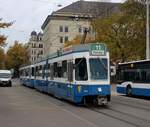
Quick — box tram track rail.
[111,99,150,112]
[89,107,140,127]
[88,105,150,127]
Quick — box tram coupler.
[96,96,108,106]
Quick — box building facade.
[42,0,120,56]
[27,31,44,63]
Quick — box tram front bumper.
[73,85,111,104]
[75,84,111,96]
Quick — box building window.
[39,37,42,41]
[65,26,68,32]
[34,43,36,48]
[59,26,63,32]
[60,36,63,43]
[65,36,68,42]
[39,44,43,48]
[40,50,43,55]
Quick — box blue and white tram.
[20,43,111,105]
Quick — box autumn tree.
[0,48,5,69]
[0,18,12,47]
[64,34,95,47]
[92,0,146,63]
[5,41,29,77]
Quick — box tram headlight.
[98,87,102,92]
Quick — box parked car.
[0,70,12,87]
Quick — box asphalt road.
[0,79,150,127]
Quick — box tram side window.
[35,65,42,77]
[32,67,34,76]
[53,62,63,78]
[75,58,88,81]
[50,64,54,80]
[35,66,38,77]
[57,62,62,78]
[20,70,23,76]
[25,69,29,76]
[29,68,31,77]
[22,70,25,76]
[54,62,58,77]
[39,65,43,77]
[62,60,67,78]
[47,64,50,77]
[68,61,73,82]
[42,65,46,79]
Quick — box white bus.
[117,60,150,97]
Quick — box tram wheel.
[126,86,132,97]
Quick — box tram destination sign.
[90,43,107,56]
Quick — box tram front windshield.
[89,58,108,80]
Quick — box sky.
[0,0,124,50]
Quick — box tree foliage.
[0,48,5,69]
[5,41,29,76]
[92,0,146,63]
[0,18,12,47]
[64,34,95,47]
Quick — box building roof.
[55,0,120,16]
[41,0,120,30]
[31,31,37,36]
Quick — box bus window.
[75,58,88,81]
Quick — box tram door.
[67,61,74,98]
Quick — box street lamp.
[146,0,150,59]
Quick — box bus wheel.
[126,86,132,97]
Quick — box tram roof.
[119,59,150,65]
[20,43,108,67]
[47,43,108,59]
